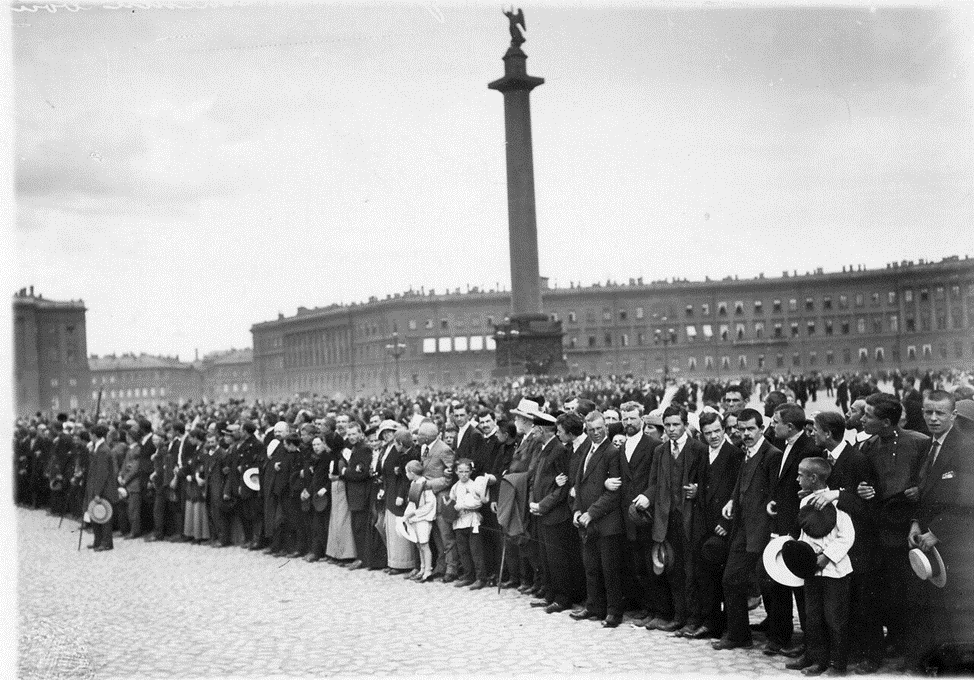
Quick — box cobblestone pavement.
[14,493,890,679]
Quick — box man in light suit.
[570,411,625,628]
[714,408,782,651]
[416,419,457,581]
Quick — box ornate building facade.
[88,354,203,411]
[251,256,974,399]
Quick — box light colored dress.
[384,509,416,569]
[326,454,356,560]
[405,488,437,544]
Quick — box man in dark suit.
[617,401,663,621]
[529,412,584,613]
[904,391,974,671]
[644,405,707,633]
[235,421,266,549]
[714,408,781,651]
[857,392,929,656]
[762,403,823,657]
[689,410,744,640]
[570,411,625,628]
[84,423,119,552]
[262,421,289,555]
[453,403,485,475]
[342,421,374,570]
[804,410,882,674]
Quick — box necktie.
[672,442,680,459]
[929,440,941,470]
[422,444,429,458]
[827,453,836,466]
[583,446,594,474]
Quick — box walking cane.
[77,515,85,551]
[497,538,507,595]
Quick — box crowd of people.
[13,369,974,676]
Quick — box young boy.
[787,457,855,676]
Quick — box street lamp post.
[654,314,673,384]
[385,331,407,392]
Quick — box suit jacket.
[725,439,781,553]
[455,425,485,472]
[420,438,455,496]
[572,438,623,537]
[509,428,543,475]
[768,432,822,536]
[343,443,373,512]
[84,441,119,505]
[827,443,879,572]
[646,437,707,544]
[487,437,516,504]
[693,440,744,544]
[619,432,657,538]
[917,427,974,555]
[529,436,572,526]
[119,443,143,493]
[382,445,417,516]
[235,435,265,499]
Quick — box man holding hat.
[84,424,119,552]
[235,421,266,550]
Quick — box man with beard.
[713,408,781,651]
[204,428,236,547]
[856,392,929,657]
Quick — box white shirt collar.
[573,433,589,452]
[748,436,765,458]
[671,432,689,451]
[829,440,848,460]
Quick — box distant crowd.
[14,368,974,675]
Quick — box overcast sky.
[10,0,974,361]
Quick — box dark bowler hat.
[798,502,837,539]
[312,491,330,512]
[701,534,729,566]
[781,540,818,581]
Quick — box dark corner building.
[13,287,91,416]
[251,255,974,399]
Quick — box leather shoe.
[764,643,784,657]
[674,624,697,638]
[823,668,846,677]
[346,560,364,570]
[530,601,550,608]
[499,579,519,589]
[712,637,753,651]
[786,656,815,671]
[658,620,684,633]
[569,609,601,621]
[691,626,715,640]
[782,644,807,659]
[93,545,113,552]
[455,579,475,588]
[801,665,829,676]
[601,614,623,628]
[468,580,486,591]
[853,660,880,675]
[304,555,320,563]
[442,574,458,584]
[517,584,533,594]
[545,603,566,614]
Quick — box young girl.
[450,458,489,589]
[402,460,437,582]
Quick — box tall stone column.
[489,9,565,376]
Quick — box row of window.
[421,336,498,354]
[49,378,79,388]
[678,341,969,371]
[97,387,168,400]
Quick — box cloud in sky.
[12,1,974,361]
